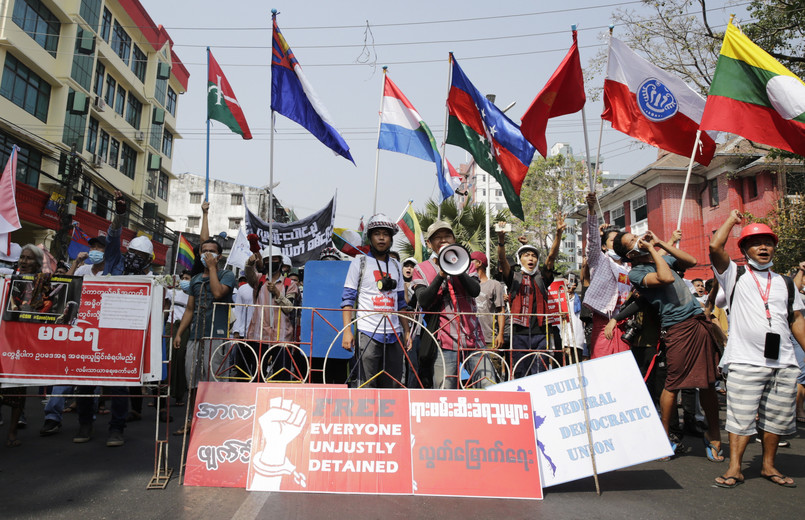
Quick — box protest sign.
[3,273,83,324]
[184,382,345,488]
[546,280,568,326]
[244,387,541,499]
[0,276,162,385]
[224,228,250,271]
[490,351,672,487]
[244,196,335,267]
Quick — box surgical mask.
[605,249,621,261]
[179,280,191,293]
[88,250,104,264]
[747,258,773,271]
[521,265,538,276]
[200,252,219,268]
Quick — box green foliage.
[396,197,510,260]
[507,154,586,261]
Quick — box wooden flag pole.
[676,130,702,235]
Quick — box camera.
[619,316,642,346]
[376,274,397,292]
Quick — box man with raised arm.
[709,211,805,489]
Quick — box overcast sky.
[140,0,747,232]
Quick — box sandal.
[714,475,743,488]
[6,438,22,447]
[703,437,724,462]
[173,422,192,436]
[763,474,796,488]
[97,406,110,415]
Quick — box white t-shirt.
[165,287,190,324]
[343,255,404,335]
[231,283,255,336]
[714,260,804,369]
[74,264,103,277]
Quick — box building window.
[79,0,102,33]
[86,117,98,154]
[98,130,109,161]
[746,176,758,199]
[149,122,162,150]
[62,90,86,150]
[154,75,168,107]
[189,192,202,204]
[119,142,136,179]
[0,131,42,187]
[125,94,142,128]
[93,187,113,219]
[93,61,105,97]
[229,218,242,229]
[162,130,173,158]
[157,172,169,200]
[495,189,503,197]
[71,28,94,91]
[231,193,243,206]
[104,74,116,107]
[1,53,51,122]
[12,0,60,57]
[166,87,177,117]
[632,194,647,222]
[146,170,157,198]
[108,137,120,168]
[153,216,165,244]
[709,178,719,207]
[480,189,485,197]
[111,21,131,65]
[114,84,125,116]
[131,45,147,83]
[187,216,200,228]
[100,8,112,42]
[611,206,625,229]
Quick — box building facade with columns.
[1,0,189,266]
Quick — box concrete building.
[167,172,292,239]
[1,0,188,265]
[573,137,804,280]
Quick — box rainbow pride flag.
[177,234,195,270]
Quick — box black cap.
[88,236,107,248]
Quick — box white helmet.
[260,246,282,259]
[366,213,398,236]
[515,244,539,265]
[129,236,154,256]
[282,255,293,268]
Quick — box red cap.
[470,251,488,266]
[737,223,778,249]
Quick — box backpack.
[727,266,797,325]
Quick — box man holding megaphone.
[497,215,566,378]
[410,221,486,389]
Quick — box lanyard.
[747,268,773,327]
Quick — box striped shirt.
[583,210,631,318]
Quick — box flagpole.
[173,232,182,278]
[395,200,411,224]
[592,26,614,221]
[575,27,594,194]
[205,47,211,202]
[268,10,278,281]
[438,53,455,220]
[676,130,702,235]
[371,67,388,215]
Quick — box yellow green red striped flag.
[700,22,805,155]
[397,203,423,262]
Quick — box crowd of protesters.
[2,194,805,492]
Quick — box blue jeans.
[434,348,459,389]
[78,386,128,432]
[44,385,73,423]
[510,333,548,379]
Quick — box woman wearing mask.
[68,237,107,276]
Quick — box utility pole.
[54,145,82,261]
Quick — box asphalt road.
[2,395,803,520]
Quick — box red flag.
[208,50,252,139]
[520,31,586,158]
[0,146,21,255]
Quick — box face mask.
[88,250,105,264]
[123,252,151,274]
[272,260,282,272]
[605,249,621,261]
[521,265,538,276]
[179,280,191,294]
[200,252,219,268]
[747,258,773,271]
